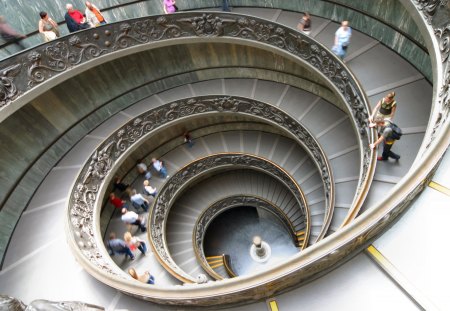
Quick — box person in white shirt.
[152,158,169,179]
[121,208,146,232]
[143,180,157,197]
[333,20,352,59]
[130,189,149,212]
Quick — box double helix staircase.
[0,4,438,310]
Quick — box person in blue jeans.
[333,20,352,59]
[124,231,147,255]
[222,0,230,12]
[152,158,169,179]
[128,268,155,284]
[107,233,135,260]
[130,189,149,212]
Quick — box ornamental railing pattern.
[5,11,374,233]
[67,95,330,283]
[193,195,301,280]
[150,154,308,282]
[412,0,450,150]
[0,12,370,133]
[61,4,450,307]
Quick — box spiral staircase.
[0,1,449,310]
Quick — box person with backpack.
[369,117,401,161]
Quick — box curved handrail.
[1,12,374,239]
[150,153,309,282]
[49,12,385,306]
[61,4,450,306]
[193,195,302,280]
[205,254,237,280]
[223,254,237,278]
[67,94,332,282]
[195,194,303,278]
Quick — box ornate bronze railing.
[60,5,450,306]
[150,154,309,282]
[0,13,377,257]
[3,13,373,235]
[67,95,330,284]
[55,12,389,306]
[0,1,442,307]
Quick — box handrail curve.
[0,1,443,307]
[192,195,303,280]
[66,95,333,288]
[151,153,309,282]
[4,13,373,234]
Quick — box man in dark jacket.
[107,232,135,260]
[65,4,90,33]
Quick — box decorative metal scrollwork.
[0,63,21,107]
[26,37,107,88]
[412,0,450,145]
[150,155,309,281]
[414,0,448,23]
[2,13,370,140]
[68,95,330,282]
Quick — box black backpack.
[387,122,402,140]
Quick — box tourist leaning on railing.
[85,1,107,27]
[38,11,60,42]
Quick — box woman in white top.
[143,180,157,197]
[38,11,59,42]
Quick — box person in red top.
[65,4,90,33]
[109,193,126,209]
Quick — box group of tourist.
[106,156,172,285]
[46,1,106,38]
[107,232,155,285]
[0,1,106,49]
[64,2,106,33]
[1,0,237,50]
